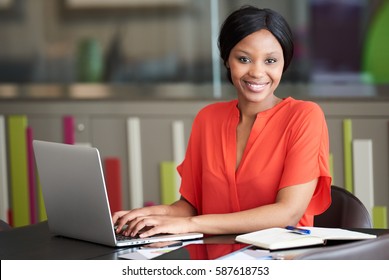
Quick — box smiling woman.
[112,5,332,238]
[218,7,294,83]
[227,29,284,111]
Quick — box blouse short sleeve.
[279,101,332,216]
[177,111,204,212]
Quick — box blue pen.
[285,226,311,235]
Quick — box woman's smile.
[244,80,269,93]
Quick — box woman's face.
[227,29,284,109]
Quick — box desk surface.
[1,222,389,260]
[0,222,237,260]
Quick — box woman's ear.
[225,61,230,68]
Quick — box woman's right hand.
[112,204,169,235]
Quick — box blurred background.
[0,0,387,86]
[1,0,389,229]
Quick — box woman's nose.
[248,62,265,78]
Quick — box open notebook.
[236,227,376,250]
[33,140,203,247]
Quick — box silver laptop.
[33,140,203,247]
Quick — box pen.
[285,226,311,235]
[166,241,183,248]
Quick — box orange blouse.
[177,97,332,226]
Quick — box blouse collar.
[232,96,293,119]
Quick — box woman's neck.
[237,95,282,120]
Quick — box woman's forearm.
[188,180,317,234]
[167,197,197,217]
[187,203,293,235]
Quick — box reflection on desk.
[153,243,251,260]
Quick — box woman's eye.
[266,58,277,64]
[239,57,251,63]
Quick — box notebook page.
[303,227,376,240]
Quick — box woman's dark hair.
[218,6,294,83]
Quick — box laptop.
[33,140,203,247]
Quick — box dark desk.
[0,222,238,260]
[0,222,120,259]
[1,222,389,260]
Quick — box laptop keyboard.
[116,233,140,241]
[116,232,168,241]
